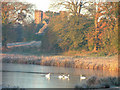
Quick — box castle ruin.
[35,10,49,24]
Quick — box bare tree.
[50,0,94,16]
[2,2,34,25]
[2,2,34,49]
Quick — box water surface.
[2,63,118,88]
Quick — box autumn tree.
[42,1,118,56]
[2,2,34,49]
[88,2,119,55]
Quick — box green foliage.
[41,2,118,56]
[2,21,44,45]
[23,22,44,41]
[41,13,94,52]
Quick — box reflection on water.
[2,63,118,88]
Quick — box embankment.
[1,54,118,71]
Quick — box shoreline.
[1,53,118,71]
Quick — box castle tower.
[35,10,43,24]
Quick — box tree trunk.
[78,3,82,15]
[93,11,98,52]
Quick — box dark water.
[2,63,118,88]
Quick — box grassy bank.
[75,76,120,89]
[2,54,118,71]
[2,42,118,57]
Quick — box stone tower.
[35,10,49,24]
[35,10,43,24]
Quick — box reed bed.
[1,54,118,71]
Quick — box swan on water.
[45,73,50,80]
[58,74,70,80]
[58,75,63,79]
[80,75,86,80]
[64,75,69,79]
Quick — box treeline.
[3,21,43,42]
[2,1,119,56]
[2,1,60,48]
[41,2,119,56]
[2,2,44,48]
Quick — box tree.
[50,0,93,16]
[2,2,34,49]
[23,21,44,41]
[41,11,94,52]
[88,2,118,55]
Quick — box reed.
[1,54,118,71]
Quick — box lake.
[2,63,118,88]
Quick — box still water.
[2,63,118,88]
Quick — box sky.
[25,0,52,11]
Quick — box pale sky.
[25,0,51,11]
[24,0,68,12]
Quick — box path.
[7,41,41,48]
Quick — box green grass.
[3,44,118,58]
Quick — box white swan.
[58,75,63,79]
[80,75,86,80]
[45,73,50,80]
[58,74,70,80]
[64,75,69,79]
